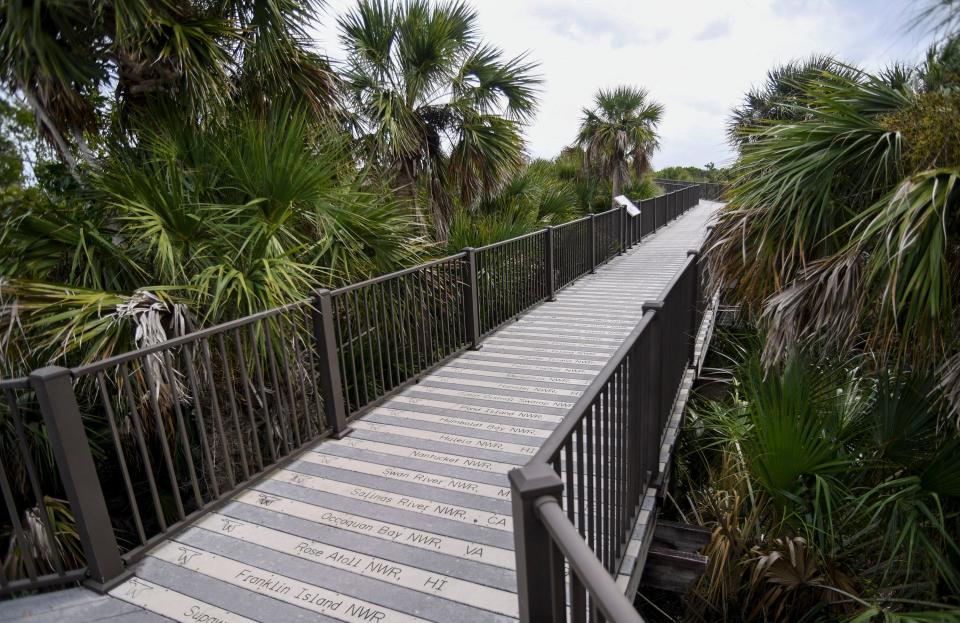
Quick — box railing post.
[29,366,126,590]
[543,228,556,302]
[509,463,565,623]
[588,214,597,274]
[618,205,626,255]
[461,247,482,348]
[687,250,701,366]
[640,302,664,488]
[312,289,351,438]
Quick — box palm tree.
[681,343,960,620]
[446,159,581,249]
[576,86,663,209]
[338,0,541,240]
[0,103,426,373]
[707,47,960,414]
[0,0,336,169]
[726,55,859,146]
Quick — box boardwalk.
[3,202,717,623]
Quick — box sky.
[311,0,940,169]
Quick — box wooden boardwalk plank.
[3,202,716,623]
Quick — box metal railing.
[509,249,707,622]
[0,181,707,598]
[476,229,549,336]
[329,254,469,416]
[655,178,725,201]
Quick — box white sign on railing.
[613,195,640,216]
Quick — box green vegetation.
[446,159,579,249]
[708,42,960,409]
[673,330,960,621]
[670,5,960,621]
[0,0,337,168]
[576,86,663,208]
[0,0,672,375]
[2,103,426,371]
[337,0,540,241]
[656,163,730,183]
[0,0,412,377]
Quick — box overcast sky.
[312,0,938,169]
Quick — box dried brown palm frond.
[747,536,857,621]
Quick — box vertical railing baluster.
[287,318,316,441]
[261,325,292,455]
[232,332,265,470]
[368,283,387,396]
[140,359,187,519]
[345,292,363,412]
[216,334,251,479]
[118,361,168,528]
[95,372,148,542]
[628,328,643,514]
[361,287,379,402]
[0,458,37,582]
[382,280,401,390]
[5,386,64,574]
[200,339,238,487]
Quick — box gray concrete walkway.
[2,202,718,623]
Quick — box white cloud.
[694,18,733,42]
[313,0,938,169]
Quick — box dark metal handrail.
[538,498,645,623]
[474,227,547,251]
[331,252,468,295]
[655,178,725,201]
[70,299,312,376]
[509,249,706,622]
[0,180,709,599]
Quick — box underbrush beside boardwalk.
[661,325,960,622]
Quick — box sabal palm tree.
[576,86,663,209]
[726,55,859,146]
[446,160,581,249]
[707,47,960,413]
[0,104,425,373]
[338,0,541,240]
[0,0,336,169]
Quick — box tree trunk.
[20,85,79,173]
[611,171,622,209]
[396,160,427,236]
